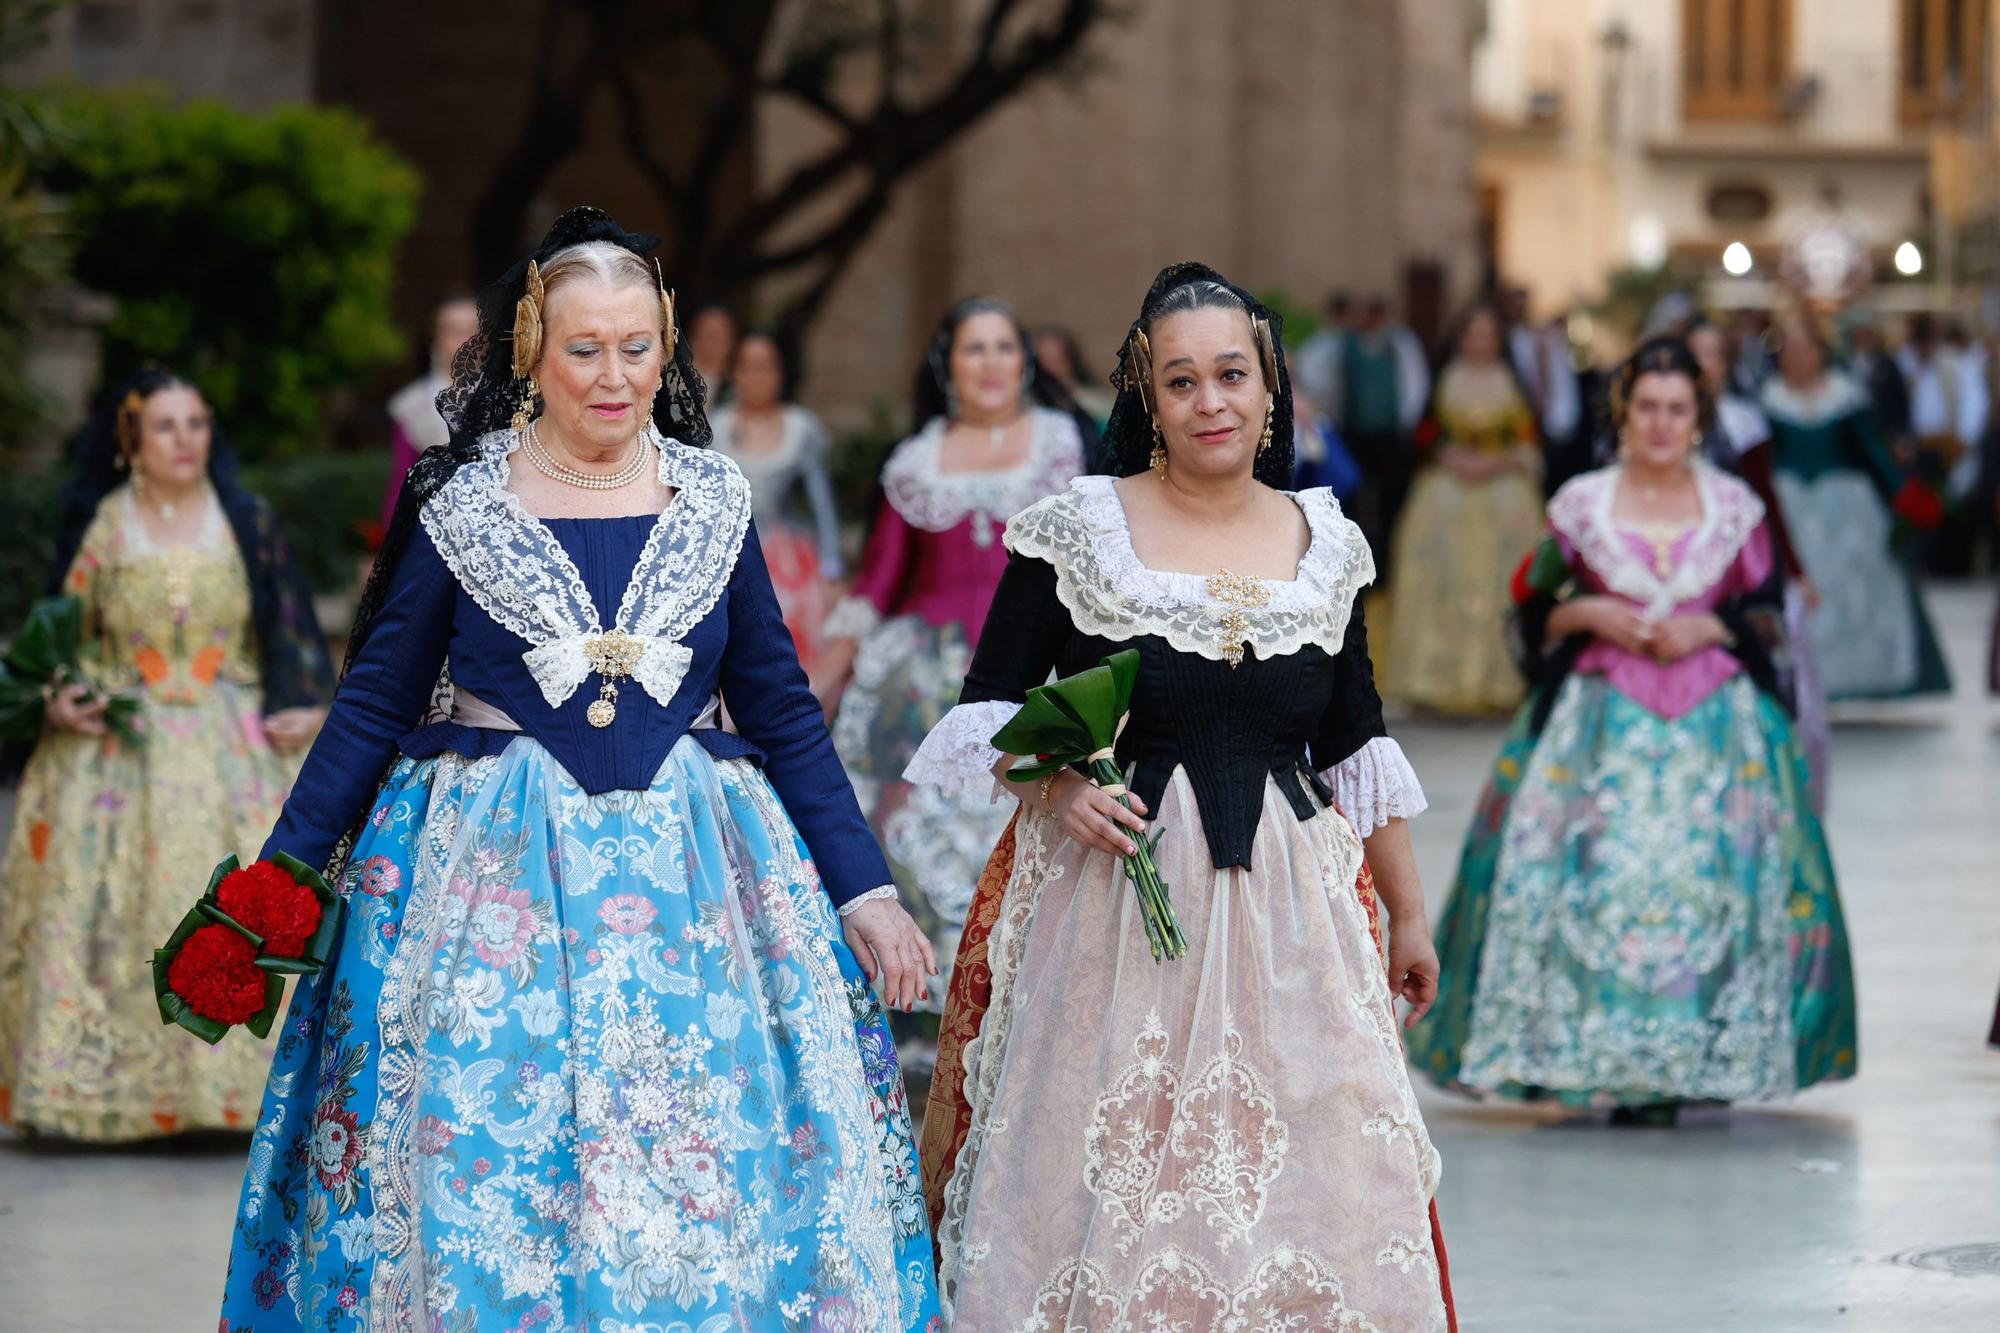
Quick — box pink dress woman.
[826,407,1083,1005]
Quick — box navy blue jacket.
[264,506,890,909]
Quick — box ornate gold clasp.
[582,628,646,727]
[1204,569,1271,669]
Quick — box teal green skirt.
[1407,674,1857,1107]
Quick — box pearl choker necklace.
[523,421,651,490]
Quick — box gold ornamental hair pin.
[1126,327,1156,413]
[652,258,679,361]
[512,260,546,379]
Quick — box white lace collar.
[1002,475,1376,664]
[1759,372,1865,427]
[880,407,1083,545]
[419,426,752,711]
[118,483,229,556]
[1546,462,1764,618]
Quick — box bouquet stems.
[1087,757,1187,962]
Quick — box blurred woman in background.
[1409,337,1856,1125]
[1761,318,1951,702]
[0,367,331,1141]
[819,298,1086,1009]
[710,331,844,672]
[1384,304,1544,715]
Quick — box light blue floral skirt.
[221,736,941,1332]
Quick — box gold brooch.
[583,628,646,727]
[1204,569,1270,668]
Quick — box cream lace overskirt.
[938,770,1446,1333]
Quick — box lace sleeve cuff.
[836,885,900,917]
[901,700,1024,800]
[823,595,881,642]
[1321,736,1428,838]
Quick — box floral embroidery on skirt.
[221,736,941,1332]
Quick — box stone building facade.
[13,0,1480,431]
[764,0,1481,426]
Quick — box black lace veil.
[346,206,710,677]
[1103,262,1296,489]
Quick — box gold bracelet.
[1038,771,1059,810]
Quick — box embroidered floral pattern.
[221,740,941,1331]
[1083,1010,1289,1254]
[936,777,1445,1331]
[1005,476,1375,665]
[1455,676,1836,1102]
[1020,1245,1383,1333]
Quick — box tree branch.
[715,0,1101,277]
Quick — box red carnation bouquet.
[153,852,342,1044]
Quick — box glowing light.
[1722,242,1754,276]
[1894,240,1924,276]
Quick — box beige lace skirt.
[936,769,1447,1332]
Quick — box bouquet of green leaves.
[991,649,1187,962]
[0,596,143,747]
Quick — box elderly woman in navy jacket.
[220,210,942,1333]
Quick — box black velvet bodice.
[962,553,1386,870]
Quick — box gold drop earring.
[512,378,539,435]
[1257,398,1275,454]
[1149,419,1168,475]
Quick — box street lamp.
[1722,242,1754,276]
[1894,240,1924,276]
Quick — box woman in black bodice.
[904,263,1452,1331]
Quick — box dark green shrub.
[30,88,421,460]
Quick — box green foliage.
[1589,262,1700,339]
[240,452,388,595]
[29,88,421,459]
[1254,287,1319,350]
[0,2,70,453]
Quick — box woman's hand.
[45,682,109,736]
[842,897,939,1012]
[1556,595,1655,655]
[1649,613,1728,664]
[262,706,326,753]
[1049,770,1149,858]
[1440,444,1491,482]
[1388,924,1440,1029]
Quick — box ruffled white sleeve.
[822,594,881,642]
[1320,736,1428,838]
[901,700,1025,801]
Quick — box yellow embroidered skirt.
[0,684,300,1140]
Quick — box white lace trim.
[902,700,1024,800]
[418,427,752,710]
[835,884,900,917]
[1758,370,1867,428]
[822,594,881,643]
[1320,737,1428,839]
[1546,462,1764,620]
[1003,476,1375,664]
[879,407,1083,545]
